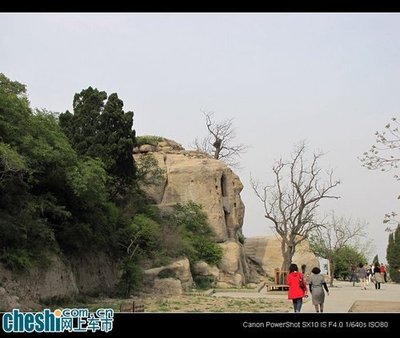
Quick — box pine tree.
[59,88,136,200]
[387,225,400,283]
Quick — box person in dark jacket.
[373,263,383,289]
[308,267,329,312]
[356,262,368,290]
[349,264,358,286]
[287,263,307,312]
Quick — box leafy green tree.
[166,202,222,266]
[0,76,63,269]
[116,201,222,294]
[0,142,27,186]
[115,213,161,296]
[0,74,127,267]
[0,73,31,147]
[332,245,367,280]
[66,158,108,204]
[387,225,400,283]
[122,214,162,258]
[309,212,369,286]
[118,259,143,297]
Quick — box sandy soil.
[349,300,400,312]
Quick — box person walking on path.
[308,267,329,313]
[350,265,358,286]
[287,263,307,313]
[373,262,383,290]
[366,265,372,285]
[380,263,387,283]
[356,263,368,290]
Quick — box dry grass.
[85,294,292,313]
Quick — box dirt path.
[211,280,400,313]
[349,300,400,312]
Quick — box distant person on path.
[380,263,387,283]
[366,265,372,285]
[287,263,307,313]
[308,267,329,313]
[373,263,383,290]
[350,265,358,286]
[356,263,368,290]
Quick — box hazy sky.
[1,13,399,263]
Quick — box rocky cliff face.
[134,138,249,287]
[244,235,320,278]
[0,252,120,311]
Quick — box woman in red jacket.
[287,263,308,312]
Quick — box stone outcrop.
[134,138,249,287]
[244,235,319,277]
[69,252,120,295]
[0,252,120,311]
[0,254,78,308]
[217,241,247,286]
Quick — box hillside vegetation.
[0,73,221,296]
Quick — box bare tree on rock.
[251,142,340,272]
[193,111,247,168]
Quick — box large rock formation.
[134,138,249,287]
[244,235,319,278]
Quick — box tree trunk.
[281,240,293,272]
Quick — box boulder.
[153,278,183,295]
[144,258,193,292]
[193,261,220,280]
